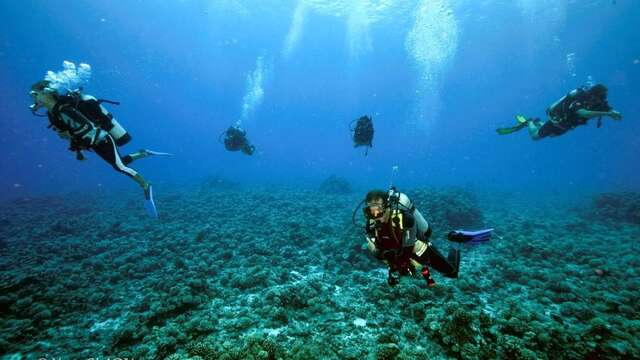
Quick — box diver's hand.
[608,110,622,120]
[387,272,399,287]
[366,237,377,254]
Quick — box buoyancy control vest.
[48,92,131,148]
[547,87,612,129]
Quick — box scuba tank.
[387,188,413,211]
[106,118,131,146]
[386,166,413,211]
[79,93,131,146]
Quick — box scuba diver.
[223,126,255,155]
[497,84,623,140]
[360,188,493,287]
[350,115,374,155]
[29,80,172,218]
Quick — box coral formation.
[585,191,640,224]
[318,175,353,194]
[0,187,638,359]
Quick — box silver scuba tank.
[107,118,131,146]
[82,94,131,146]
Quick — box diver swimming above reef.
[222,125,255,156]
[497,83,623,140]
[29,69,171,218]
[357,188,492,287]
[350,115,374,155]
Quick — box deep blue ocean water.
[1,0,638,199]
[1,1,640,359]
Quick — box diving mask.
[29,90,42,110]
[364,202,386,219]
[29,90,49,116]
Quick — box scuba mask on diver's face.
[29,90,44,112]
[364,203,386,220]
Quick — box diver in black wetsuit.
[497,84,623,140]
[351,115,374,155]
[223,126,255,155]
[362,189,461,287]
[29,80,170,218]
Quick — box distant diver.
[351,115,374,155]
[356,187,493,287]
[222,125,255,155]
[29,80,172,218]
[497,83,623,140]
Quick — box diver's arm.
[364,222,379,255]
[576,109,622,120]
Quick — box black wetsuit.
[366,208,459,278]
[224,126,254,155]
[48,95,138,178]
[539,89,612,138]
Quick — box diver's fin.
[497,115,529,135]
[143,149,173,157]
[144,185,158,219]
[496,123,527,135]
[448,228,493,244]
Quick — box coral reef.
[318,175,353,194]
[584,191,640,225]
[0,186,638,359]
[200,175,239,191]
[411,187,485,229]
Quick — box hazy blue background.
[0,0,638,201]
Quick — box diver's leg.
[527,119,543,140]
[94,136,157,218]
[94,136,149,191]
[411,241,458,285]
[413,244,459,278]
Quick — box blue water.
[1,0,638,200]
[1,2,640,358]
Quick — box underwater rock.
[410,188,484,229]
[200,175,239,190]
[376,343,400,360]
[319,175,353,194]
[587,192,640,224]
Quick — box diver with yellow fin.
[497,84,622,140]
[29,78,171,218]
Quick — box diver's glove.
[421,266,436,287]
[387,270,399,287]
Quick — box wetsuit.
[224,126,255,155]
[538,89,612,138]
[47,96,138,178]
[366,199,459,279]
